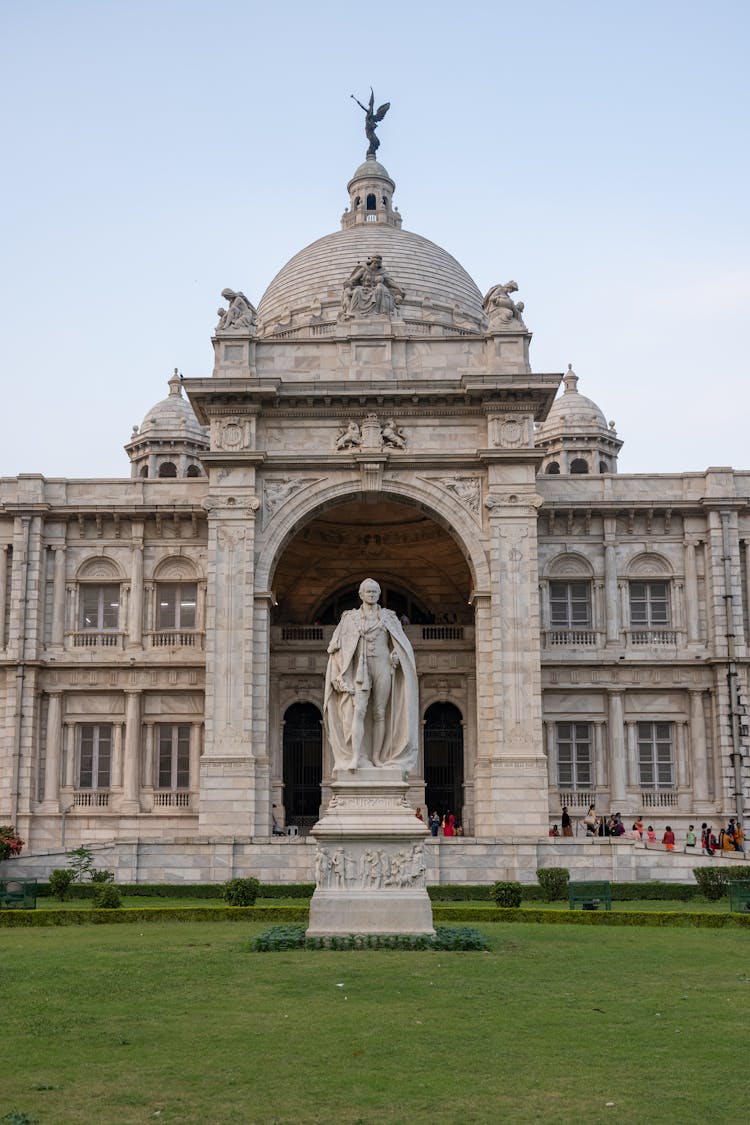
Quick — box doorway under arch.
[282,702,322,833]
[423,701,464,826]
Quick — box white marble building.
[1,148,748,881]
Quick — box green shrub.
[92,883,122,909]
[724,865,750,882]
[536,867,570,901]
[222,877,260,906]
[90,869,114,884]
[67,846,95,882]
[490,881,522,908]
[249,924,490,952]
[48,869,74,901]
[692,867,727,900]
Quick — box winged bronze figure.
[351,89,391,156]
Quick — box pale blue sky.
[1,0,748,477]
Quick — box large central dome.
[257,156,486,336]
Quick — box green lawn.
[1,920,747,1124]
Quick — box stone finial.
[563,364,579,393]
[168,368,183,397]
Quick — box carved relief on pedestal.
[335,415,407,452]
[314,842,426,890]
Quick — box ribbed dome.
[257,225,486,334]
[140,373,208,441]
[537,368,609,438]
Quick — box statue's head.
[358,578,381,604]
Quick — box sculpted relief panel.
[314,842,427,890]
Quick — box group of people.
[698,819,745,856]
[551,805,745,854]
[415,808,463,837]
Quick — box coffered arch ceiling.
[271,498,473,625]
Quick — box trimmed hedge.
[34,882,317,901]
[250,924,490,951]
[0,905,309,928]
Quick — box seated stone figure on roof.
[216,288,257,333]
[339,255,405,320]
[483,280,525,328]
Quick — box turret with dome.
[535,365,623,475]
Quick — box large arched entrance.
[423,701,465,825]
[282,702,323,833]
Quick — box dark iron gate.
[423,701,464,824]
[282,702,322,834]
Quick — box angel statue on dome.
[351,89,390,157]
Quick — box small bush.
[92,884,122,909]
[249,924,490,952]
[90,869,114,884]
[692,868,727,900]
[222,877,260,906]
[48,869,74,901]
[67,846,95,882]
[724,865,750,882]
[490,881,522,908]
[536,867,570,902]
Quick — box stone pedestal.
[307,767,434,936]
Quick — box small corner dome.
[140,372,208,441]
[347,158,394,188]
[537,366,610,438]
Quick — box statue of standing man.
[324,578,418,774]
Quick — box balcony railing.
[281,626,324,642]
[148,630,204,649]
[545,629,597,647]
[640,790,678,807]
[153,791,191,809]
[71,631,124,649]
[73,791,110,808]
[557,790,596,809]
[628,629,678,646]
[421,625,464,641]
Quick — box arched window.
[316,583,430,625]
[570,458,589,474]
[423,702,464,827]
[186,465,201,477]
[366,193,376,210]
[158,462,177,478]
[545,461,560,475]
[139,465,148,478]
[283,703,322,833]
[599,460,609,474]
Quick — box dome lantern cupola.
[125,370,209,480]
[342,154,402,230]
[535,365,623,475]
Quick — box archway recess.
[271,497,473,624]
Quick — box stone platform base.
[306,765,434,936]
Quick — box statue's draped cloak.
[324,607,418,774]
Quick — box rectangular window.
[157,724,191,789]
[157,584,197,630]
[78,724,112,789]
[556,722,593,789]
[637,721,674,789]
[549,582,591,628]
[80,585,120,630]
[629,581,670,627]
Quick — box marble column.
[604,531,619,643]
[111,721,124,790]
[127,527,144,647]
[608,691,627,804]
[190,723,202,795]
[50,545,66,647]
[684,539,700,644]
[593,719,607,790]
[122,690,142,812]
[63,721,76,789]
[42,691,63,809]
[690,689,709,801]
